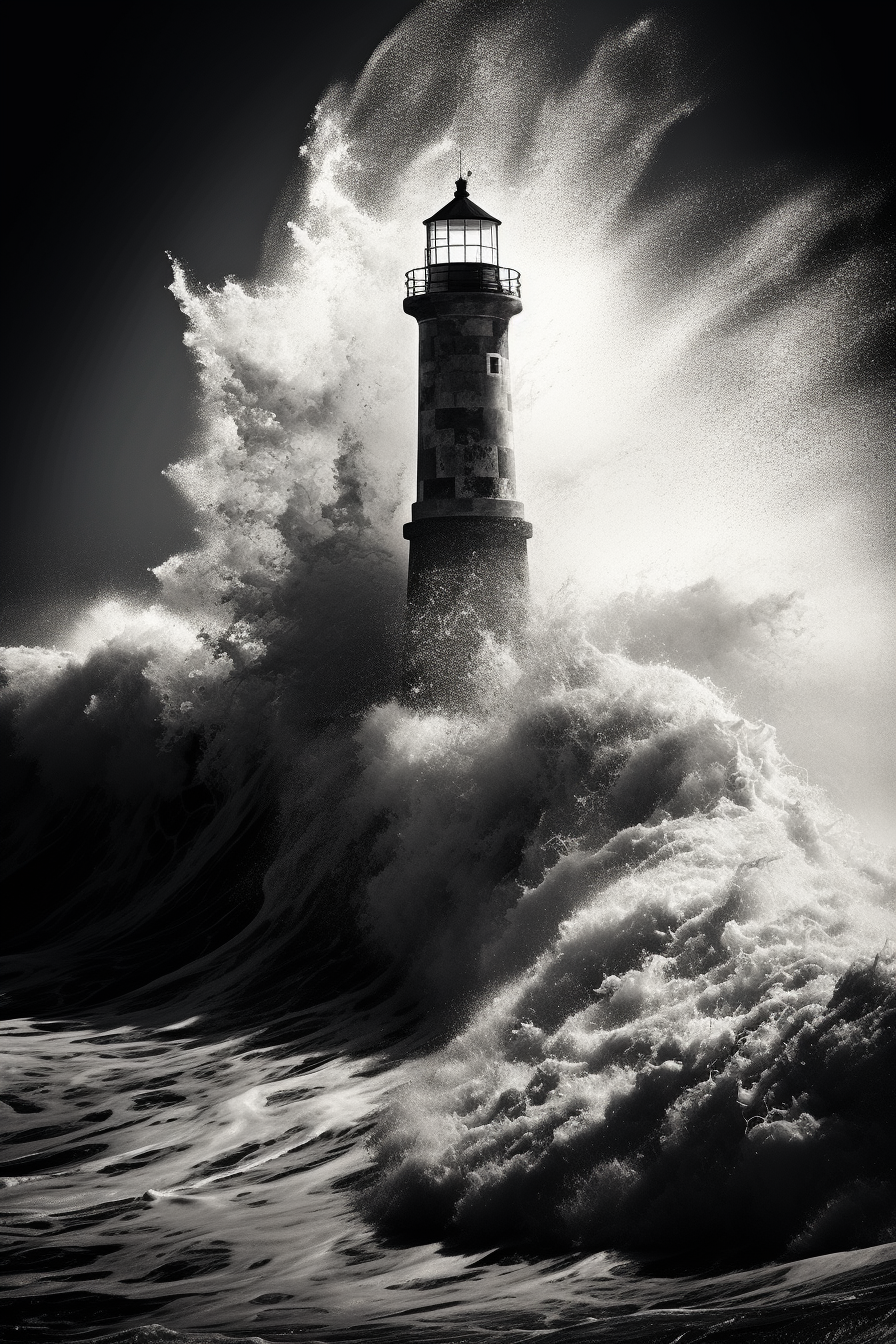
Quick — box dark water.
[3,644,894,1341]
[2,4,894,1340]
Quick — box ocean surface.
[2,4,894,1340]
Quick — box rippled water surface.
[3,1010,894,1341]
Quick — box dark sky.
[2,2,891,645]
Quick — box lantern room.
[426,215,498,266]
[406,176,521,297]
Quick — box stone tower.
[402,176,532,707]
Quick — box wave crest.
[357,644,894,1253]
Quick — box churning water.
[2,3,894,1340]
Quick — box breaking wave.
[360,650,895,1256]
[1,2,894,1339]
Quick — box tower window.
[487,354,501,376]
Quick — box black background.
[2,1,891,644]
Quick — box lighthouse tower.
[402,175,532,707]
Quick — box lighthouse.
[402,175,532,707]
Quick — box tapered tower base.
[402,516,532,709]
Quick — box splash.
[1,4,894,1335]
[355,639,895,1254]
[6,6,889,787]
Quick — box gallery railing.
[405,264,522,297]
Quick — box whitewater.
[2,3,894,1340]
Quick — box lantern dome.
[422,177,501,225]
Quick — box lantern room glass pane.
[479,223,497,263]
[427,218,499,266]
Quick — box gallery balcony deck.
[405,263,522,297]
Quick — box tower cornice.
[403,291,523,321]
